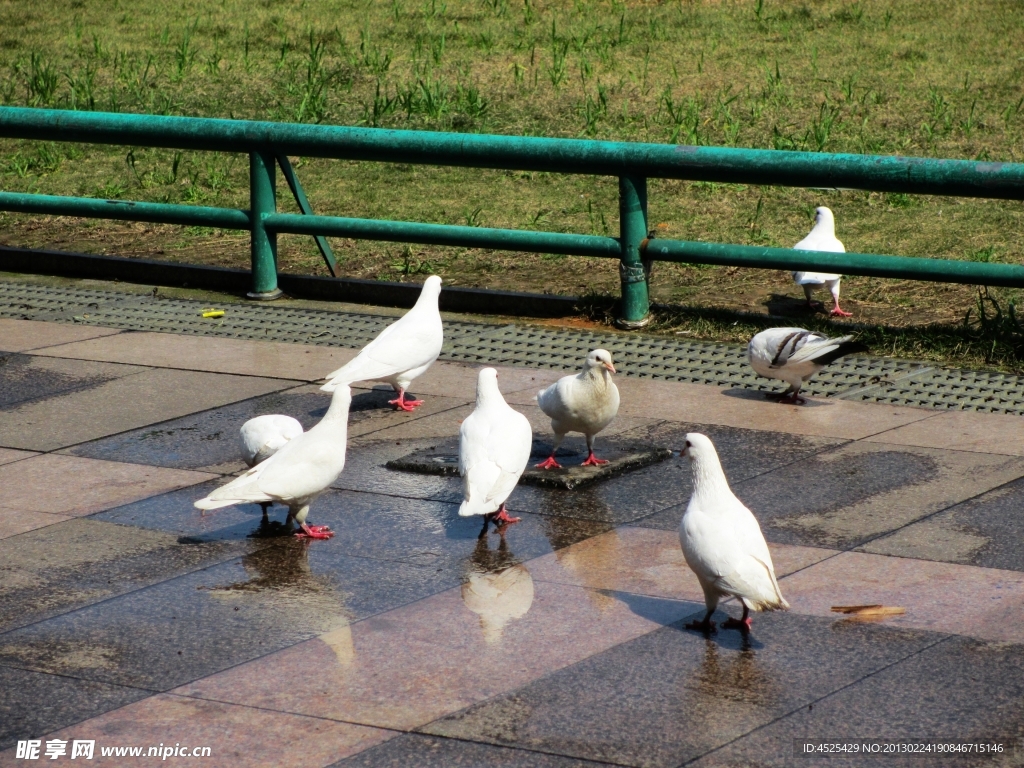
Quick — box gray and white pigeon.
[535,349,619,469]
[748,327,868,404]
[321,275,443,410]
[459,368,533,533]
[239,414,304,524]
[679,432,789,633]
[791,206,852,317]
[194,385,352,539]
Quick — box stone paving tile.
[279,490,611,575]
[0,508,69,540]
[409,361,563,400]
[32,331,359,382]
[176,580,698,732]
[0,354,148,410]
[92,480,269,542]
[0,455,216,517]
[612,378,936,440]
[0,539,457,691]
[63,385,463,472]
[2,455,212,517]
[865,409,1024,457]
[332,733,610,768]
[780,551,1024,645]
[0,693,394,768]
[422,612,940,768]
[0,318,121,353]
[0,369,296,452]
[862,476,1024,572]
[0,518,251,634]
[640,441,1024,551]
[539,421,844,526]
[0,665,149,751]
[691,635,1024,768]
[0,448,36,467]
[527,526,836,603]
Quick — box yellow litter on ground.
[201,309,225,319]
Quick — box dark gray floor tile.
[65,385,329,471]
[302,490,612,576]
[0,518,249,633]
[0,353,145,411]
[0,544,451,691]
[621,423,847,530]
[423,611,940,768]
[0,665,149,750]
[332,734,610,768]
[93,480,274,541]
[862,477,1024,572]
[694,635,1024,768]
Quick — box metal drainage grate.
[1,280,1022,416]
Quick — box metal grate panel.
[1,281,1022,415]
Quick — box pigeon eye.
[685,440,691,448]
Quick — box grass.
[1,0,1024,370]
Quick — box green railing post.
[248,150,282,299]
[616,175,650,328]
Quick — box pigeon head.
[324,383,352,418]
[423,274,443,294]
[585,349,616,374]
[813,206,835,233]
[680,432,717,461]
[475,367,504,406]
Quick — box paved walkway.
[1,299,1023,767]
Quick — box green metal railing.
[2,107,1023,323]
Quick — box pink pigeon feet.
[294,524,334,540]
[722,607,752,633]
[492,505,521,526]
[722,616,753,633]
[830,304,853,318]
[580,451,609,467]
[765,391,806,405]
[388,389,424,412]
[535,455,563,470]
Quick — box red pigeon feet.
[295,524,334,540]
[685,616,716,633]
[535,455,562,470]
[722,616,753,633]
[389,390,424,412]
[830,306,853,318]
[492,505,521,526]
[581,452,609,467]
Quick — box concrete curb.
[0,245,582,318]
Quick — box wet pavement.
[1,314,1023,767]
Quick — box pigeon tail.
[807,339,869,367]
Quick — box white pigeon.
[459,367,533,532]
[748,327,868,404]
[678,433,789,633]
[535,349,619,469]
[194,384,353,539]
[321,275,443,411]
[791,206,853,317]
[239,414,304,524]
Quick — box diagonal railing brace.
[276,154,338,277]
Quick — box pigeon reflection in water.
[203,539,352,647]
[693,639,778,709]
[461,535,534,645]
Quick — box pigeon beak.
[603,362,616,374]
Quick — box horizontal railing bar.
[264,213,622,258]
[645,238,1024,288]
[0,191,251,230]
[2,108,1023,200]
